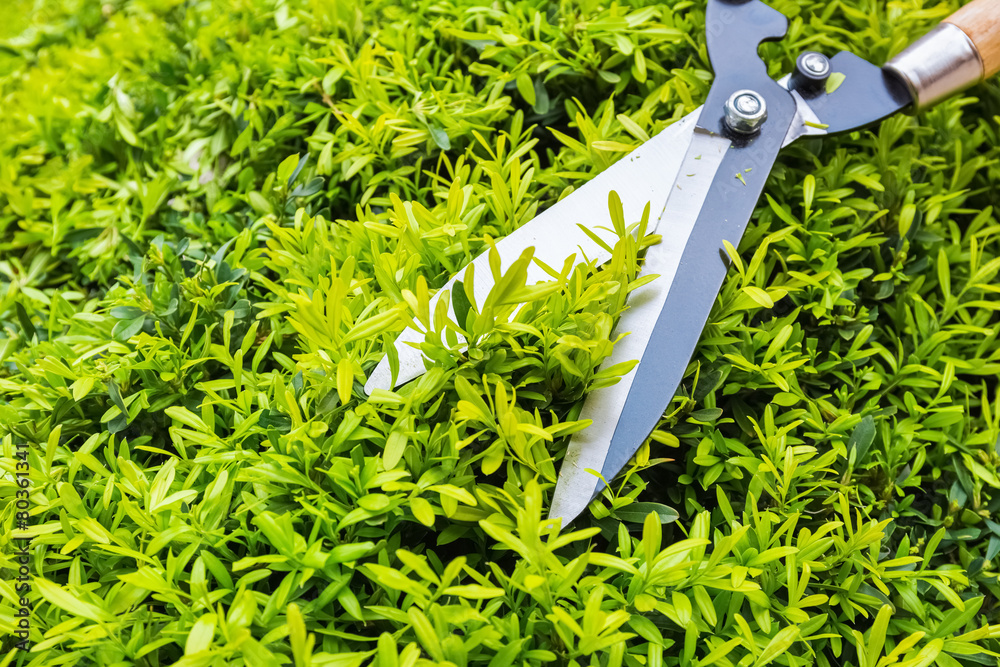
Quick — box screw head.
[723,89,767,134]
[790,52,832,92]
[800,52,831,77]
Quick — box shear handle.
[886,0,1000,109]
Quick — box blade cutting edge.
[585,75,797,520]
[365,109,703,395]
[549,127,730,524]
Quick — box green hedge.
[2,0,1000,665]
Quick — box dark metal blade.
[548,127,731,524]
[597,0,800,490]
[814,52,913,132]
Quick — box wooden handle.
[946,0,1000,78]
[886,0,1000,108]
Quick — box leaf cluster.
[1,0,1000,666]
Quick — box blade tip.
[548,490,590,529]
[364,360,392,395]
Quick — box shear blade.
[364,109,702,395]
[548,128,730,525]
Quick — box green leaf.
[408,607,444,661]
[753,626,800,666]
[108,380,129,418]
[848,415,876,466]
[113,315,145,341]
[642,509,661,566]
[803,174,815,211]
[337,358,354,405]
[429,126,450,150]
[248,191,272,213]
[36,579,109,622]
[384,431,407,469]
[411,497,435,526]
[743,286,774,308]
[627,614,663,645]
[185,614,217,655]
[906,638,943,667]
[72,376,96,402]
[532,77,550,114]
[110,306,145,319]
[826,71,846,94]
[14,302,37,340]
[329,542,375,563]
[862,604,892,663]
[608,190,626,237]
[932,596,983,638]
[165,406,210,432]
[231,125,253,155]
[615,502,679,524]
[277,153,301,186]
[442,585,505,599]
[515,73,535,106]
[452,280,474,332]
[697,638,743,667]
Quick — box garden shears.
[366,0,1000,524]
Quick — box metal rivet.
[790,52,832,92]
[723,89,767,134]
[801,52,831,77]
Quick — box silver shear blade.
[364,109,703,395]
[548,0,804,524]
[548,128,730,524]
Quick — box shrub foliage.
[2,0,1000,665]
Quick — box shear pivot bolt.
[724,89,767,134]
[802,53,830,76]
[790,52,832,92]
